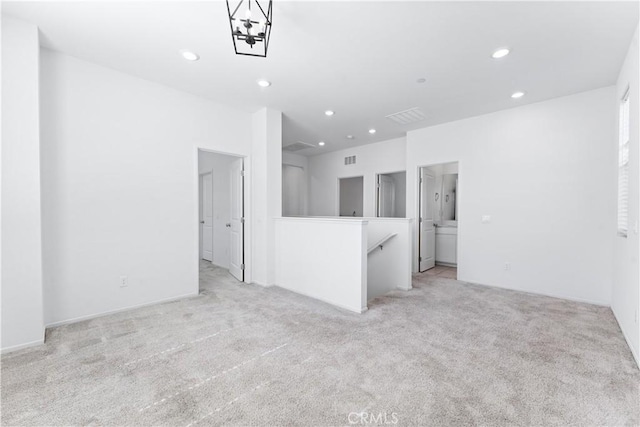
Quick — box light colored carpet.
[2,261,638,426]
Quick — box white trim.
[45,292,199,328]
[272,285,367,314]
[612,307,640,370]
[211,261,230,270]
[1,337,45,354]
[274,217,369,225]
[458,277,610,307]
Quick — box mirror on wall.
[441,173,458,221]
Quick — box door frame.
[375,170,406,218]
[416,162,461,275]
[195,148,250,287]
[336,175,365,217]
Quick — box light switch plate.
[482,215,491,224]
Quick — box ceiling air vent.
[283,141,316,152]
[344,155,356,165]
[385,107,426,126]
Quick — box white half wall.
[274,217,367,313]
[612,24,640,366]
[1,16,45,351]
[39,50,252,326]
[407,87,617,305]
[308,137,406,217]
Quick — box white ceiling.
[3,1,639,155]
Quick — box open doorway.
[339,176,364,217]
[376,171,406,218]
[418,162,458,279]
[198,149,245,291]
[282,164,306,216]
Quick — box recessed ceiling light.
[368,129,376,134]
[416,78,426,84]
[492,48,510,59]
[346,135,354,139]
[511,91,525,99]
[181,50,200,61]
[325,110,335,116]
[318,141,325,146]
[257,80,271,88]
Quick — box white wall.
[282,152,308,170]
[274,217,367,313]
[308,137,406,217]
[282,152,309,216]
[367,218,413,299]
[612,24,640,366]
[251,108,282,286]
[199,151,237,269]
[1,16,45,351]
[407,87,617,305]
[39,50,253,326]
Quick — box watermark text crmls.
[348,411,399,425]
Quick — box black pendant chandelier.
[226,0,272,58]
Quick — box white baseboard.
[45,292,199,328]
[612,307,640,370]
[211,261,230,270]
[272,285,365,314]
[458,276,610,307]
[1,337,44,354]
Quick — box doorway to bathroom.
[418,162,458,279]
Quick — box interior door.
[229,158,244,282]
[201,172,213,262]
[377,174,396,217]
[419,168,436,271]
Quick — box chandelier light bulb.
[227,0,273,57]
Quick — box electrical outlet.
[482,215,491,224]
[119,276,128,288]
[504,262,511,271]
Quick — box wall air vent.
[344,155,356,165]
[385,107,426,126]
[283,141,316,152]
